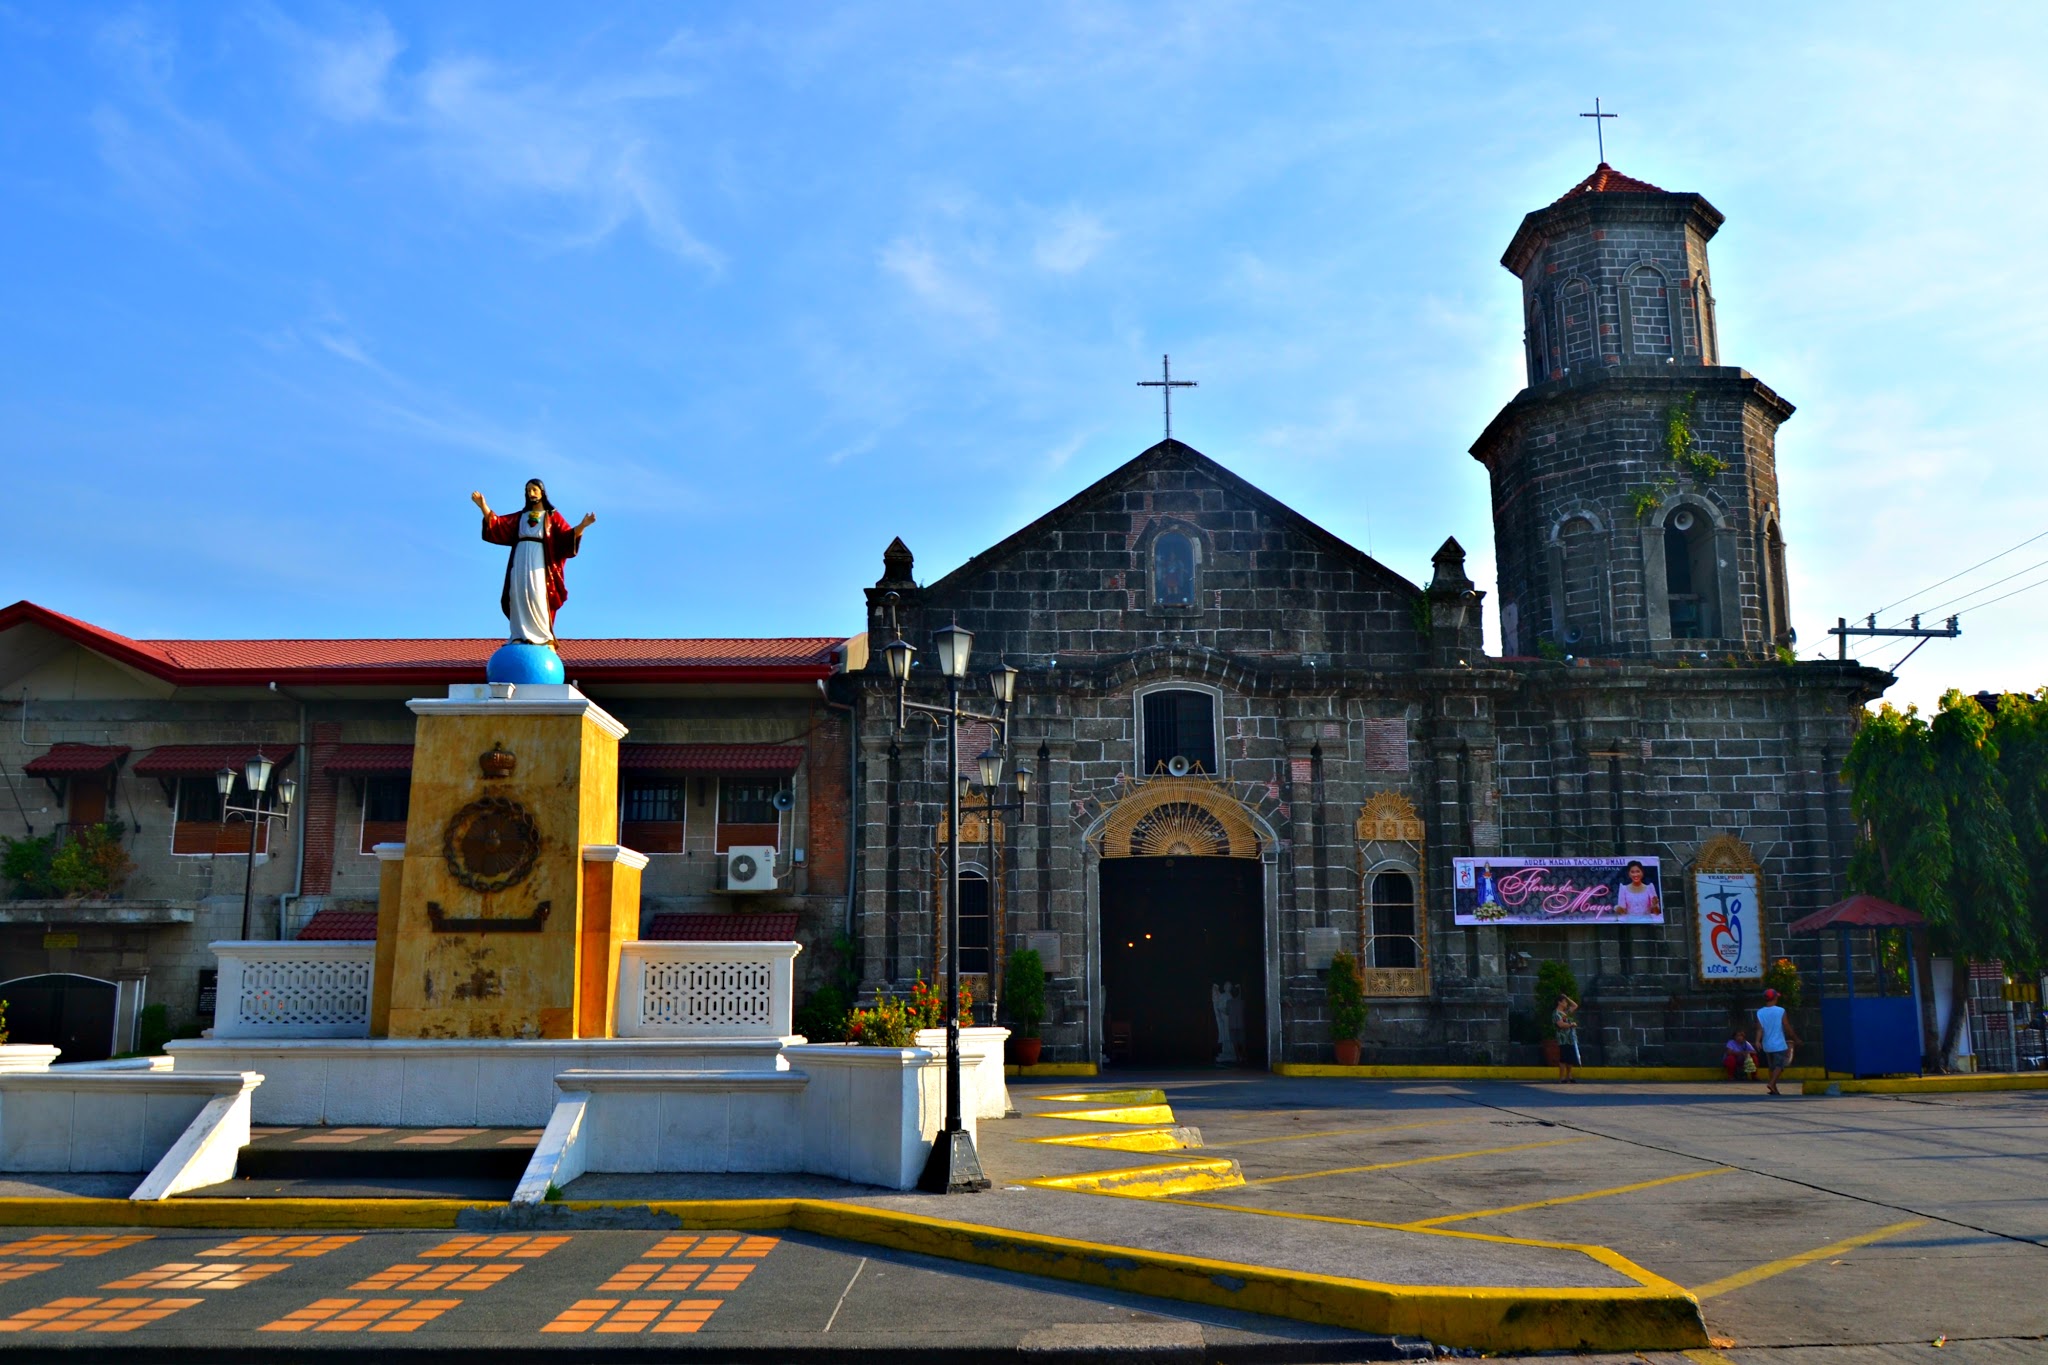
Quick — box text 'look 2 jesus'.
[472,480,596,648]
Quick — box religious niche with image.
[1152,531,1196,608]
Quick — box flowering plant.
[1764,957,1803,1010]
[906,973,973,1029]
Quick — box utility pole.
[1829,613,1960,668]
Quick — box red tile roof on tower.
[323,744,416,775]
[297,908,380,941]
[645,912,800,942]
[22,743,131,776]
[0,601,844,687]
[620,744,805,774]
[1557,162,1667,202]
[132,744,294,777]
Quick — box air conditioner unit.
[721,845,779,893]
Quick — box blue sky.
[4,4,2043,708]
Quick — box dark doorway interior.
[0,973,117,1063]
[1100,856,1264,1068]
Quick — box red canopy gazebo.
[1790,894,1927,1078]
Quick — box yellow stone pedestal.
[370,682,644,1039]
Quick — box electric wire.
[1953,570,2048,619]
[1869,526,2048,623]
[1892,553,2048,623]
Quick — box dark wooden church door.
[0,973,118,1063]
[1099,857,1264,1068]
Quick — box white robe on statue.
[508,521,553,645]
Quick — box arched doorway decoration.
[1095,776,1265,1068]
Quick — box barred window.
[1368,870,1420,970]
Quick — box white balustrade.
[210,940,374,1039]
[615,941,800,1040]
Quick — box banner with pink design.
[1452,856,1666,926]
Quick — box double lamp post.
[217,751,294,941]
[880,615,1026,1195]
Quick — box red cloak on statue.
[482,509,583,628]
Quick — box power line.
[1907,553,2048,620]
[1956,569,2048,619]
[1871,526,2048,623]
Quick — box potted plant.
[1534,959,1581,1067]
[1328,951,1367,1065]
[1005,948,1047,1067]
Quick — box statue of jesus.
[471,480,596,646]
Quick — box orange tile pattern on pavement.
[601,1261,755,1292]
[1,1234,152,1257]
[419,1234,569,1259]
[541,1296,723,1334]
[647,1234,778,1259]
[351,1262,523,1292]
[0,1263,60,1285]
[103,1261,289,1291]
[0,1296,201,1332]
[203,1235,359,1259]
[260,1297,461,1333]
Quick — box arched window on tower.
[1555,515,1605,649]
[1558,278,1595,374]
[1153,531,1196,607]
[1526,296,1553,384]
[1623,265,1673,359]
[1664,507,1721,639]
[1763,518,1791,645]
[1367,870,1420,969]
[1691,273,1719,364]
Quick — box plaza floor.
[0,1072,2042,1360]
[982,1073,2048,1362]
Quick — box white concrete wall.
[211,941,373,1039]
[914,1026,1011,1119]
[0,1070,258,1177]
[615,941,800,1039]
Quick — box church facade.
[844,164,1889,1067]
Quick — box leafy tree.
[1004,948,1046,1040]
[1327,951,1367,1042]
[1845,690,2040,1067]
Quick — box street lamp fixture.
[878,609,1022,1195]
[220,748,293,941]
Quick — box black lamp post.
[970,742,1031,1025]
[881,615,1019,1194]
[218,751,294,940]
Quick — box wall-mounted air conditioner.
[721,845,779,893]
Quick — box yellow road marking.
[1403,1168,1733,1227]
[1684,1350,1739,1365]
[1033,1104,1177,1125]
[1204,1116,1485,1148]
[1691,1219,1927,1300]
[1036,1090,1168,1105]
[1028,1129,1195,1153]
[1028,1158,1244,1198]
[1238,1136,1595,1185]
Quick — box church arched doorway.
[1096,780,1265,1068]
[0,973,118,1063]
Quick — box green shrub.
[1535,960,1581,1040]
[794,984,851,1042]
[2,835,55,898]
[846,990,916,1047]
[1005,948,1046,1039]
[2,823,131,899]
[136,1003,172,1056]
[1327,951,1367,1041]
[1764,957,1803,1010]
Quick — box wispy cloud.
[879,236,998,330]
[1033,208,1111,274]
[86,10,252,217]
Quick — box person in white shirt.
[1752,987,1801,1096]
[1614,860,1661,919]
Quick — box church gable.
[915,441,1425,668]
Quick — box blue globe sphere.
[486,642,567,685]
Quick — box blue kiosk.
[1792,893,1927,1079]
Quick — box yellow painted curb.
[1029,1128,1197,1154]
[1036,1089,1169,1105]
[1277,1063,1823,1083]
[1033,1103,1178,1125]
[1003,1062,1099,1077]
[1027,1157,1244,1197]
[0,1198,492,1228]
[1801,1072,2048,1095]
[0,1194,1706,1352]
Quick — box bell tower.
[1470,164,1796,659]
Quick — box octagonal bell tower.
[1470,164,1796,659]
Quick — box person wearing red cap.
[1753,988,1800,1096]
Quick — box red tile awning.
[23,743,130,776]
[1789,894,1928,934]
[325,744,414,776]
[133,744,294,777]
[645,913,800,942]
[296,908,379,941]
[621,744,803,775]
